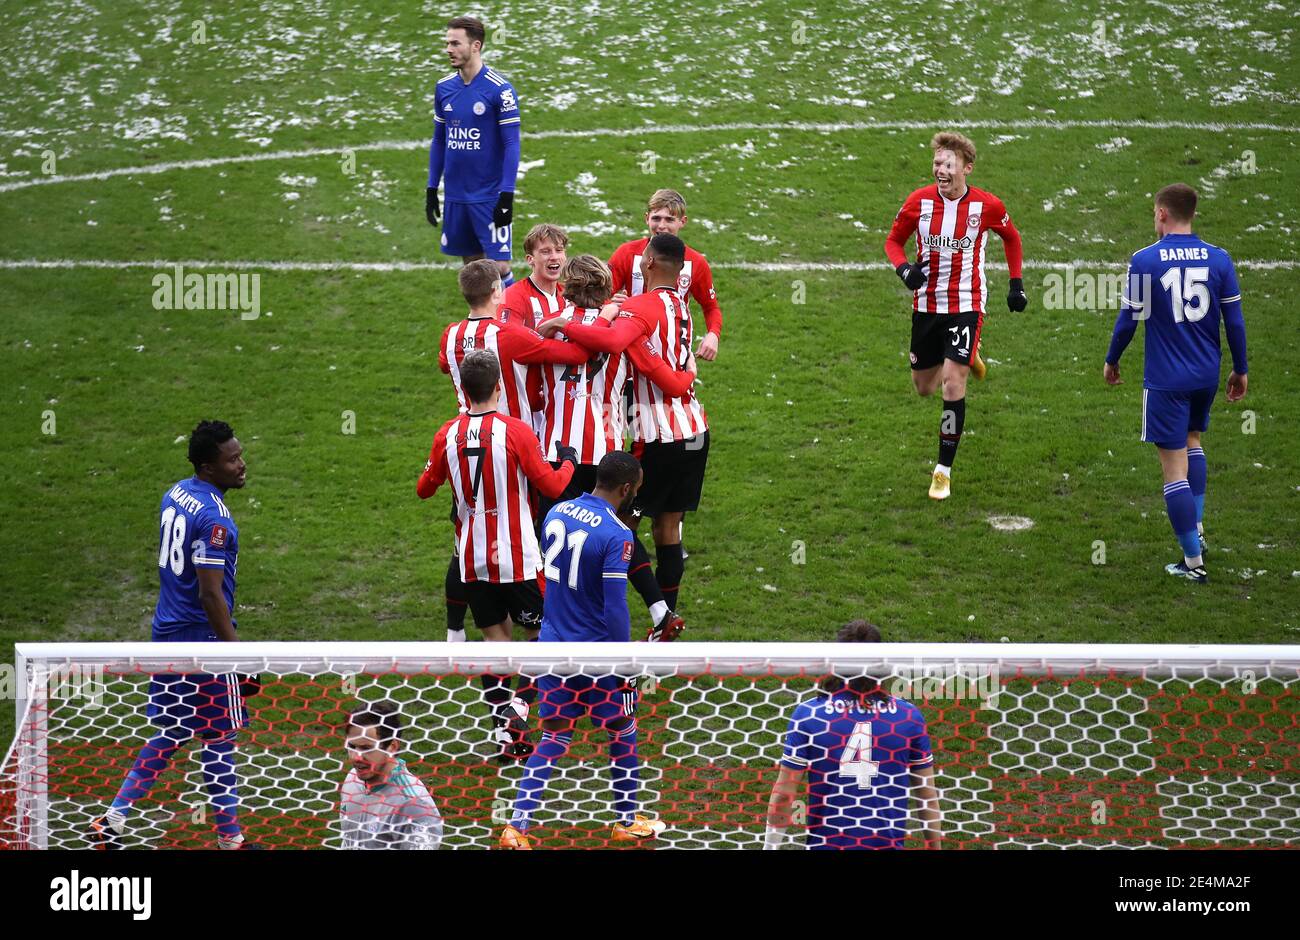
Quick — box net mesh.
[2,645,1297,850]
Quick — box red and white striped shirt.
[609,237,723,337]
[885,184,1022,315]
[498,277,565,332]
[417,411,573,583]
[438,316,589,431]
[541,306,699,461]
[625,289,708,443]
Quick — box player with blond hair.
[884,132,1027,500]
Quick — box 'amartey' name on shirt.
[166,484,206,516]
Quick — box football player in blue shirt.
[499,451,665,848]
[765,621,942,850]
[89,420,257,849]
[1105,183,1249,584]
[426,15,521,287]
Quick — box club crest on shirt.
[473,101,486,115]
[210,524,227,548]
[967,214,981,229]
[677,273,690,292]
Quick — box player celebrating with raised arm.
[1104,183,1248,584]
[764,620,941,851]
[339,702,444,850]
[498,224,569,331]
[425,15,520,286]
[89,420,257,850]
[539,254,695,641]
[884,131,1026,501]
[500,450,666,849]
[418,350,578,759]
[540,234,708,627]
[607,189,723,361]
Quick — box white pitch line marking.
[2,118,1297,194]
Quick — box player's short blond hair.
[560,254,613,309]
[523,223,569,255]
[931,131,977,167]
[646,188,687,217]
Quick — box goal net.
[2,642,1296,849]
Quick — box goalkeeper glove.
[895,261,928,291]
[493,191,514,228]
[1007,278,1028,312]
[425,187,440,226]
[555,444,579,469]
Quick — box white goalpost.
[3,642,1296,850]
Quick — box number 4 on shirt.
[838,721,880,789]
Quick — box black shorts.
[910,310,983,370]
[536,462,599,529]
[464,578,543,631]
[632,430,710,516]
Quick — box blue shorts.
[441,199,512,260]
[146,624,249,737]
[1142,386,1216,449]
[536,674,636,728]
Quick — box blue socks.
[111,731,185,815]
[1187,447,1207,528]
[201,734,243,840]
[510,723,642,829]
[109,729,242,839]
[607,722,640,825]
[511,729,572,830]
[1163,479,1203,565]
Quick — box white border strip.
[2,118,1297,194]
[1,258,1295,273]
[13,641,1300,678]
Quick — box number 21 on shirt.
[543,518,588,589]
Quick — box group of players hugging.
[85,13,1246,852]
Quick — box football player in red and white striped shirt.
[538,253,696,641]
[607,188,723,361]
[884,131,1027,500]
[439,260,591,432]
[543,234,707,622]
[418,348,579,758]
[497,223,568,331]
[436,261,589,656]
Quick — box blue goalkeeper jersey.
[781,690,933,849]
[538,493,633,643]
[430,65,521,203]
[152,477,238,637]
[1109,232,1247,391]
